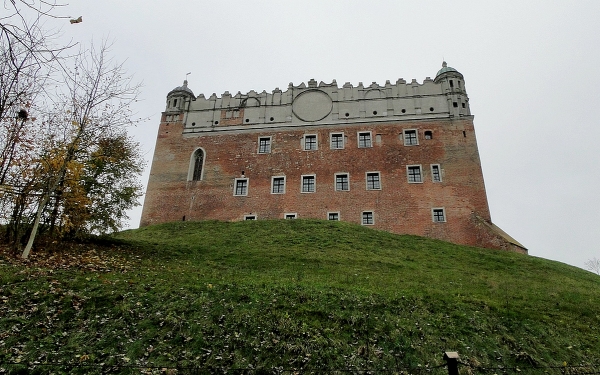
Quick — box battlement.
[164,63,470,134]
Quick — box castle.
[140,62,526,253]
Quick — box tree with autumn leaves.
[0,2,145,258]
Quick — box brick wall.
[141,115,523,252]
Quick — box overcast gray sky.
[35,0,600,269]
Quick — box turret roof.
[168,80,194,97]
[435,61,459,78]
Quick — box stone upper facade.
[141,62,526,253]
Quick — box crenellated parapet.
[165,62,471,134]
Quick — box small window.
[330,133,344,149]
[407,165,422,183]
[431,164,442,182]
[462,102,466,108]
[358,132,372,148]
[362,211,374,225]
[304,134,317,150]
[244,215,256,220]
[285,213,297,219]
[271,176,286,194]
[328,212,340,221]
[258,137,271,154]
[173,99,178,107]
[335,173,350,191]
[234,178,249,196]
[403,130,418,146]
[366,172,381,190]
[301,175,316,193]
[424,131,433,140]
[432,208,446,222]
[449,80,454,88]
[453,102,458,108]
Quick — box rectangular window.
[366,172,381,190]
[304,134,317,150]
[328,212,340,221]
[335,173,349,191]
[330,133,344,149]
[403,129,418,146]
[431,164,442,182]
[234,178,248,196]
[271,176,286,194]
[244,215,256,220]
[362,211,374,225]
[432,208,446,222]
[258,137,271,154]
[358,132,372,148]
[407,165,422,183]
[301,175,316,193]
[285,213,297,219]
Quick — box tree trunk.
[21,193,49,259]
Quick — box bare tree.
[21,41,141,258]
[584,257,600,275]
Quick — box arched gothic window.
[192,149,204,181]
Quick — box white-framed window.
[358,131,372,148]
[403,129,418,146]
[330,133,344,149]
[244,215,256,220]
[303,134,317,151]
[234,178,249,196]
[258,136,271,154]
[187,147,206,181]
[366,172,381,190]
[285,213,297,219]
[301,174,316,193]
[362,211,374,225]
[432,208,446,222]
[328,212,340,221]
[407,165,423,183]
[431,164,442,182]
[271,176,286,194]
[335,173,350,191]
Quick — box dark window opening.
[449,80,454,88]
[462,102,466,108]
[173,99,178,107]
[424,131,433,140]
[463,131,466,138]
[214,121,219,125]
[401,109,406,113]
[336,174,349,191]
[269,117,274,121]
[407,166,422,183]
[366,173,381,190]
[272,177,285,194]
[358,132,372,148]
[433,209,446,222]
[453,102,458,108]
[192,149,204,181]
[304,135,317,150]
[345,112,350,117]
[328,212,339,221]
[429,107,434,111]
[245,118,250,122]
[372,111,377,115]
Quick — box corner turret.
[166,80,195,113]
[434,62,470,117]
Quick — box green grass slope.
[1,220,599,373]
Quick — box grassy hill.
[1,220,599,373]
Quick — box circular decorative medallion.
[292,90,333,122]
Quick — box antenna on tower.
[185,72,191,80]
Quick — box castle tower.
[141,64,526,253]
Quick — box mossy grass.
[1,220,599,373]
